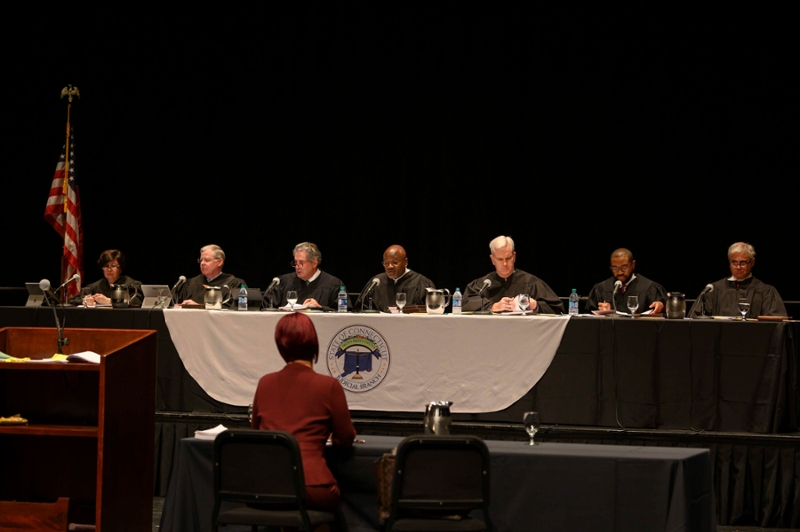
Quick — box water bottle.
[568,288,579,316]
[238,284,248,311]
[338,285,348,313]
[452,287,462,314]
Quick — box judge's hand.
[491,297,516,312]
[180,299,200,306]
[303,298,321,308]
[94,294,111,305]
[649,301,664,314]
[598,302,611,311]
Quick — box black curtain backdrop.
[5,9,798,303]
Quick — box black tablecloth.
[159,435,713,532]
[1,307,796,433]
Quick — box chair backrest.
[213,429,306,507]
[389,435,491,522]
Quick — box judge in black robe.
[353,245,435,312]
[274,270,345,311]
[354,270,435,312]
[462,270,563,313]
[584,248,666,314]
[689,277,786,317]
[462,235,564,314]
[689,241,786,317]
[585,274,667,313]
[178,272,246,309]
[270,242,347,311]
[176,244,246,309]
[71,249,143,307]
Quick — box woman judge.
[79,249,143,307]
[251,312,356,511]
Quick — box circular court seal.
[326,324,390,393]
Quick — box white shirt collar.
[305,269,322,283]
[392,268,410,283]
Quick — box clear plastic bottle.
[452,287,462,314]
[338,285,348,313]
[568,288,579,316]
[238,284,248,311]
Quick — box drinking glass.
[157,288,170,308]
[523,411,540,446]
[396,292,407,313]
[287,290,298,311]
[82,287,93,308]
[519,294,530,314]
[738,298,750,321]
[627,295,639,318]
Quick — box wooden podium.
[0,327,157,532]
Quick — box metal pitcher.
[666,292,686,319]
[204,285,231,310]
[110,284,135,309]
[425,288,451,315]
[423,401,453,435]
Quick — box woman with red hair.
[251,312,356,511]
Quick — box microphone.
[40,279,69,353]
[366,277,380,293]
[611,280,622,314]
[262,277,281,310]
[172,275,187,292]
[359,278,381,313]
[474,278,493,314]
[264,277,280,294]
[477,278,492,296]
[689,284,715,318]
[171,275,187,301]
[57,273,80,290]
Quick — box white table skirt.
[163,311,570,412]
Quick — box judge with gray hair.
[689,241,786,317]
[462,235,564,314]
[176,244,247,308]
[273,242,347,311]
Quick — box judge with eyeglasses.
[585,248,667,314]
[175,244,246,309]
[689,242,786,318]
[76,249,143,306]
[271,242,347,311]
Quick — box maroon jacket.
[252,363,356,487]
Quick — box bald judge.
[353,245,435,312]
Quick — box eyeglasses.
[730,259,753,268]
[493,256,514,264]
[102,264,120,270]
[291,260,311,267]
[198,257,220,264]
[610,265,631,273]
[382,260,403,267]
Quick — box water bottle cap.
[571,288,577,292]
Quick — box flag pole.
[59,85,80,285]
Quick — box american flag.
[44,126,84,297]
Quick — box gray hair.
[489,235,515,254]
[728,242,756,260]
[294,242,322,264]
[200,244,225,261]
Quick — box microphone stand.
[473,285,493,315]
[359,283,380,313]
[261,282,281,311]
[43,290,69,354]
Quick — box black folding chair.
[386,435,493,532]
[212,429,336,532]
